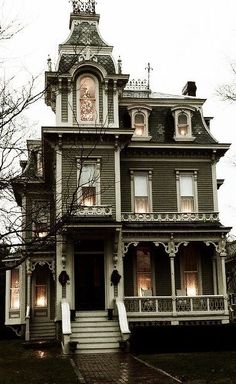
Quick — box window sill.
[174,136,196,142]
[131,135,152,142]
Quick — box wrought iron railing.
[124,295,225,315]
[121,212,219,223]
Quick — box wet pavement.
[73,353,180,384]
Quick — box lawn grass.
[0,339,77,384]
[140,351,236,383]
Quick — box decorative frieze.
[122,212,219,223]
[70,0,96,15]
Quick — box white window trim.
[77,73,100,125]
[130,169,153,213]
[176,170,198,212]
[172,107,196,142]
[77,158,101,206]
[128,106,152,141]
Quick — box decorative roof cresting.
[70,0,96,14]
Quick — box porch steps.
[30,321,56,340]
[71,311,121,353]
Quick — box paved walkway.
[72,353,180,384]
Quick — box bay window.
[10,269,20,310]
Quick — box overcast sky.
[1,0,236,236]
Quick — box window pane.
[10,269,20,309]
[134,175,148,196]
[35,285,47,307]
[80,164,96,186]
[81,186,96,206]
[178,113,188,125]
[135,197,149,213]
[134,113,145,136]
[180,175,193,196]
[80,76,96,121]
[181,197,194,212]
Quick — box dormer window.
[128,106,152,140]
[134,113,145,136]
[78,74,99,123]
[172,107,195,141]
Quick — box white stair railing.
[115,299,131,341]
[61,299,71,354]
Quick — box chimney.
[182,81,197,97]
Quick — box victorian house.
[4,0,231,353]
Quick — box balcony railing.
[124,295,225,315]
[121,212,219,223]
[76,205,112,217]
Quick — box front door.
[75,253,105,310]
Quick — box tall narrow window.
[134,113,145,136]
[80,76,96,122]
[136,248,152,296]
[78,160,101,206]
[180,175,194,212]
[32,201,50,238]
[35,270,47,308]
[183,253,199,296]
[134,173,149,213]
[177,112,188,137]
[10,269,20,309]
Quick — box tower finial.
[70,0,96,15]
[145,62,153,91]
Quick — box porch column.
[212,255,218,295]
[169,253,177,317]
[25,259,32,341]
[220,253,228,315]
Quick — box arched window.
[134,113,145,136]
[79,75,96,122]
[177,112,188,136]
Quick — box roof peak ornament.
[70,0,96,15]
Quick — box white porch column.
[212,255,218,295]
[25,259,32,341]
[220,253,228,315]
[169,254,177,318]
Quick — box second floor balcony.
[121,212,219,223]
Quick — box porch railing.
[76,205,112,217]
[121,212,219,223]
[124,295,225,315]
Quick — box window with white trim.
[176,171,198,213]
[131,170,152,213]
[77,74,99,123]
[128,107,152,139]
[172,108,195,141]
[10,269,20,310]
[78,160,101,206]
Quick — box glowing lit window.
[136,248,152,296]
[134,173,149,213]
[172,108,195,141]
[178,113,188,136]
[79,76,96,122]
[35,272,47,308]
[176,171,198,213]
[183,253,199,296]
[180,175,194,212]
[10,269,20,309]
[78,160,101,206]
[134,113,145,136]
